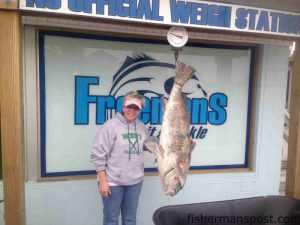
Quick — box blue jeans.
[101,181,143,225]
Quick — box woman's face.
[123,99,142,123]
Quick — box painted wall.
[24,44,289,225]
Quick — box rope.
[174,50,179,63]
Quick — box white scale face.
[167,26,189,48]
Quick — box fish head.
[163,169,185,196]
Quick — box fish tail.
[174,61,196,87]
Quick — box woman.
[91,91,150,225]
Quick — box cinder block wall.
[25,45,289,225]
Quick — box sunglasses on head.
[126,104,140,111]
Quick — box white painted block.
[22,44,289,225]
[240,182,255,192]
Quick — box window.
[34,30,255,177]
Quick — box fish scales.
[145,61,197,196]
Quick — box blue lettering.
[297,17,300,34]
[270,12,280,32]
[170,0,191,23]
[278,14,299,34]
[207,5,219,26]
[74,77,228,126]
[96,0,116,16]
[278,14,286,33]
[235,8,247,29]
[171,1,231,27]
[96,96,115,124]
[190,3,207,25]
[116,96,124,113]
[75,76,99,125]
[287,15,299,34]
[187,98,191,113]
[136,0,152,20]
[235,8,258,30]
[189,126,208,139]
[117,0,130,17]
[129,0,137,18]
[83,0,95,13]
[68,0,83,12]
[285,15,292,34]
[26,0,61,9]
[256,11,270,31]
[208,93,227,125]
[150,97,163,124]
[199,128,208,139]
[27,0,46,7]
[276,14,300,34]
[189,126,197,138]
[191,98,208,125]
[248,9,258,30]
[139,97,151,124]
[218,6,231,27]
[84,0,96,13]
[288,15,296,34]
[151,0,163,21]
[286,15,292,34]
[295,15,300,34]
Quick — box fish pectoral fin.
[189,139,196,153]
[174,162,186,176]
[179,162,186,168]
[178,175,186,187]
[145,142,165,159]
[173,164,186,187]
[158,145,164,158]
[161,96,168,112]
[169,157,187,187]
[144,141,159,155]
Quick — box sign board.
[39,30,253,177]
[21,0,300,37]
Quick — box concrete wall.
[24,44,289,225]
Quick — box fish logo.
[109,54,207,100]
[74,54,227,129]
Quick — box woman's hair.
[123,91,145,107]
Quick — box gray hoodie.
[91,112,150,185]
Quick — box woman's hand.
[99,180,111,197]
[97,171,111,197]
